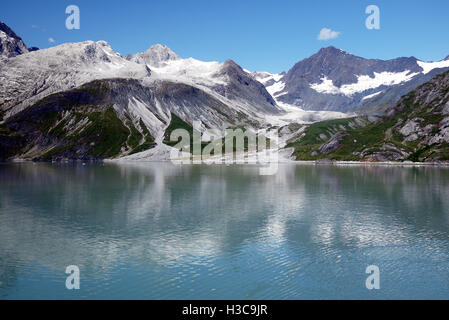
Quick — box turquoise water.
[0,162,449,299]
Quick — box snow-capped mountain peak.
[261,46,449,113]
[128,43,180,68]
[148,56,225,86]
[0,40,151,117]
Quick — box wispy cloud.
[317,28,340,41]
[31,24,47,32]
[48,37,55,44]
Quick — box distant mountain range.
[1,22,448,162]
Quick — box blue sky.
[2,0,449,73]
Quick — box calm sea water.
[0,162,449,300]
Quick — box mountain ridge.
[1,22,448,162]
[0,21,29,57]
[0,23,286,161]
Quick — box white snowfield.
[310,71,419,97]
[252,72,286,97]
[306,57,449,97]
[129,43,227,86]
[150,58,227,86]
[417,59,449,75]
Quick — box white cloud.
[48,37,55,43]
[317,28,340,41]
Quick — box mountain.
[1,23,448,163]
[0,39,282,121]
[0,40,151,119]
[254,46,449,113]
[128,45,280,116]
[0,78,253,161]
[0,22,29,58]
[285,70,449,162]
[0,27,284,161]
[209,59,277,113]
[127,44,180,67]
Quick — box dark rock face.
[319,132,349,154]
[285,47,420,87]
[0,22,23,42]
[213,60,280,114]
[275,46,449,113]
[0,22,29,57]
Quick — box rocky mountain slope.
[254,46,449,113]
[285,70,449,162]
[0,40,151,119]
[0,23,285,161]
[0,22,29,58]
[0,77,267,161]
[128,44,280,116]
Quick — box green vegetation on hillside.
[163,113,272,158]
[286,80,449,162]
[163,113,207,155]
[128,119,156,155]
[40,106,130,159]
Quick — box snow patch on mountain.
[362,91,383,101]
[417,59,449,75]
[149,57,226,86]
[310,71,418,96]
[251,72,286,97]
[250,71,352,126]
[267,81,287,97]
[253,72,284,84]
[129,45,228,87]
